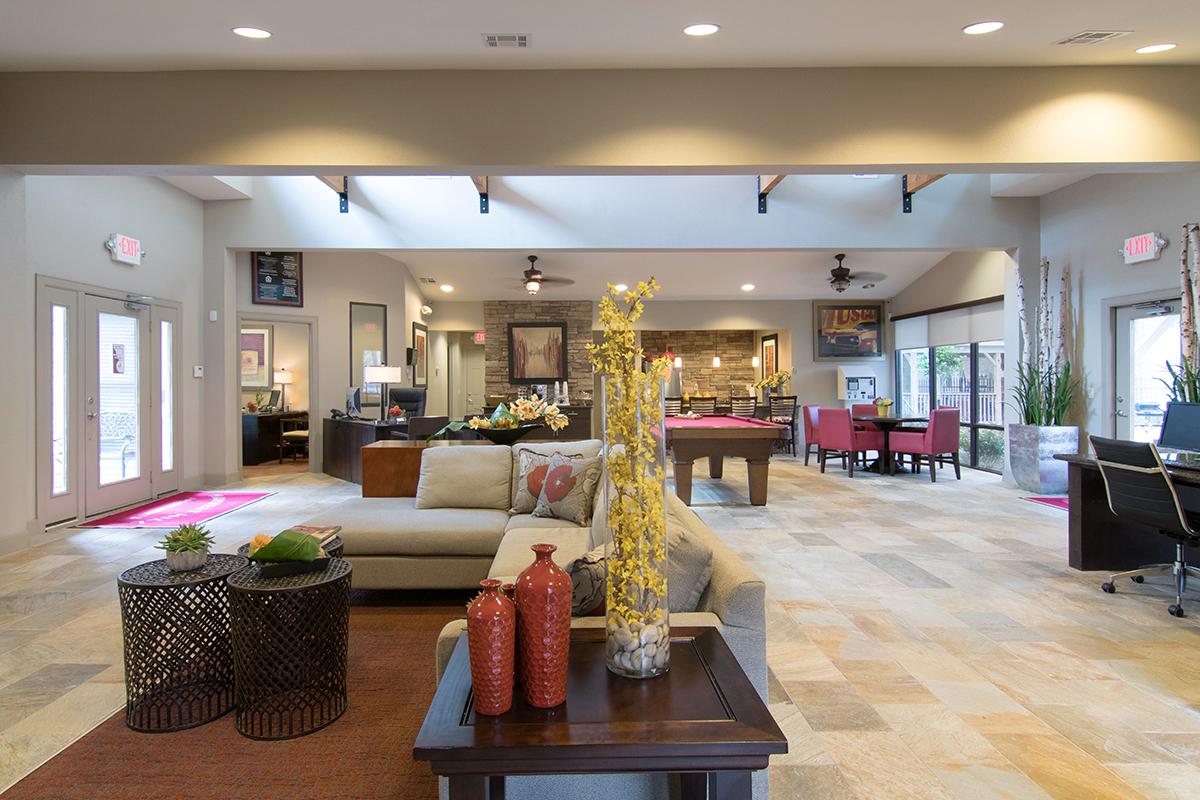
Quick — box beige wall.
[890,250,1010,318]
[4,67,1200,171]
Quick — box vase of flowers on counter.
[429,395,569,444]
[589,279,671,679]
[755,369,792,402]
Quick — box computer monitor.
[346,387,362,417]
[1159,402,1200,452]
[267,389,281,410]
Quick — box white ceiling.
[0,1,1194,70]
[379,250,952,302]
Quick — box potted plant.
[156,523,215,572]
[1162,223,1200,405]
[1009,258,1080,494]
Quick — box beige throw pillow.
[415,445,512,510]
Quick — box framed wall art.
[759,333,778,378]
[813,300,885,361]
[251,251,304,307]
[412,322,428,388]
[239,326,273,389]
[507,321,568,384]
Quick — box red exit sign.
[473,331,487,344]
[1121,231,1166,265]
[105,233,143,266]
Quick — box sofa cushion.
[311,498,509,557]
[666,521,715,613]
[488,525,592,581]
[567,544,607,616]
[415,444,512,510]
[510,439,602,507]
[505,514,585,532]
[532,455,602,526]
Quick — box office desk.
[361,440,494,497]
[322,417,407,484]
[242,411,308,466]
[1056,454,1200,570]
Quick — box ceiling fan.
[827,253,886,293]
[521,255,575,295]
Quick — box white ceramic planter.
[164,547,209,572]
[1009,424,1079,494]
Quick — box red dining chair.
[890,408,962,482]
[801,404,820,466]
[818,408,884,478]
[851,403,879,431]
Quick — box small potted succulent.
[156,523,215,572]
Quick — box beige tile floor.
[3,457,1200,798]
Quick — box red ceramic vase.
[466,578,516,716]
[501,582,521,686]
[515,543,572,708]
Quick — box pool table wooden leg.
[673,459,695,505]
[708,454,724,478]
[747,459,770,505]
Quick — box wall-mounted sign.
[1121,231,1168,265]
[251,251,304,307]
[105,233,143,266]
[473,331,487,344]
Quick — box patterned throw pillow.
[567,544,607,616]
[532,455,602,526]
[511,450,559,514]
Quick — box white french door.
[1114,300,1180,441]
[36,280,182,525]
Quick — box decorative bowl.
[477,424,541,445]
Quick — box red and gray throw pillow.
[511,450,582,514]
[532,455,603,526]
[567,544,608,616]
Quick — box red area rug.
[1024,496,1070,511]
[79,491,273,528]
[2,604,457,800]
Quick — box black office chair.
[1091,435,1200,617]
[388,387,427,418]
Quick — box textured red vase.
[466,578,516,715]
[515,543,572,708]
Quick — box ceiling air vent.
[482,33,529,48]
[418,277,437,285]
[1054,30,1131,46]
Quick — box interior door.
[464,343,486,416]
[85,295,152,515]
[1115,300,1180,441]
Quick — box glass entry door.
[1115,300,1180,442]
[84,295,152,515]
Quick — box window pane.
[161,320,173,472]
[977,428,1006,473]
[976,341,1005,427]
[897,348,930,417]
[51,305,69,495]
[98,312,140,485]
[959,426,971,467]
[933,344,972,420]
[1130,314,1180,443]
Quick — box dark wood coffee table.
[413,626,786,799]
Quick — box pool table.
[664,415,786,506]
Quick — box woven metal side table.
[117,554,249,732]
[228,559,352,740]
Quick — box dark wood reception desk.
[1056,454,1200,571]
[322,417,407,484]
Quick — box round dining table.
[852,415,928,474]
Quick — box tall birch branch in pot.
[1165,223,1200,403]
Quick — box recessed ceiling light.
[439,284,454,293]
[962,21,1004,35]
[741,283,756,292]
[232,27,272,39]
[683,23,720,37]
[613,283,628,292]
[1136,43,1176,54]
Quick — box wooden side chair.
[730,396,758,418]
[689,396,717,415]
[278,414,310,463]
[664,397,683,416]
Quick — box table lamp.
[363,365,406,421]
[273,369,294,411]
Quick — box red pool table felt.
[664,415,783,430]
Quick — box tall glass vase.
[601,373,669,679]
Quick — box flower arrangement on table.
[244,390,266,413]
[430,395,569,443]
[754,369,792,391]
[873,397,894,417]
[587,278,672,678]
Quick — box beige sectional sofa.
[302,439,769,799]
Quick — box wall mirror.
[349,302,387,408]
